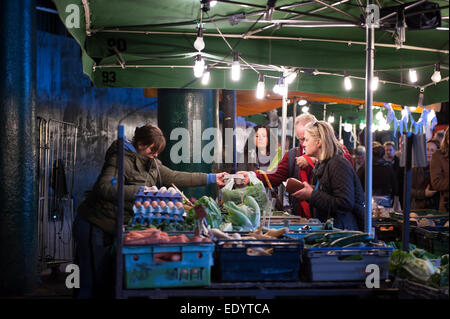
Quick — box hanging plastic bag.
[412,133,428,168]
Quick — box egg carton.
[131,211,184,226]
[134,186,183,205]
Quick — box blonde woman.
[292,121,364,230]
[430,127,449,212]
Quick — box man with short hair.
[384,141,396,163]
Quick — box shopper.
[411,139,440,209]
[291,121,364,231]
[357,142,398,207]
[383,141,397,164]
[353,145,365,172]
[238,114,353,218]
[238,125,279,172]
[430,127,449,212]
[73,124,228,298]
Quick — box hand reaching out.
[216,172,230,187]
[236,171,250,186]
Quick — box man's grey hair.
[295,113,317,126]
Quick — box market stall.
[51,0,449,298]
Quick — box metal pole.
[364,5,375,235]
[281,86,288,156]
[402,133,413,252]
[292,97,297,149]
[339,115,343,141]
[353,124,357,149]
[115,125,125,299]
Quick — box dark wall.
[36,31,157,210]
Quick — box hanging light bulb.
[298,99,307,106]
[344,75,352,91]
[371,75,379,91]
[343,123,352,133]
[193,54,205,78]
[231,51,240,81]
[359,122,366,130]
[431,63,441,83]
[409,69,418,83]
[193,27,205,51]
[302,106,309,113]
[375,109,384,121]
[201,67,210,85]
[256,73,265,99]
[210,0,217,7]
[383,122,391,131]
[327,112,335,124]
[285,70,297,85]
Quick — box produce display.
[389,249,449,289]
[302,230,386,248]
[124,228,211,245]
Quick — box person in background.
[353,145,366,172]
[434,129,445,145]
[73,124,228,298]
[430,127,449,212]
[238,114,353,218]
[383,141,397,164]
[292,121,364,230]
[388,139,404,208]
[238,125,279,172]
[411,139,440,210]
[358,142,398,207]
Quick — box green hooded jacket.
[77,140,207,235]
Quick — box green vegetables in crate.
[185,196,223,229]
[223,195,261,231]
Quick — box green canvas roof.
[54,0,449,106]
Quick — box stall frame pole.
[402,133,413,252]
[115,125,125,299]
[364,5,375,235]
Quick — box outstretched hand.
[236,171,250,186]
[292,181,314,201]
[215,172,230,187]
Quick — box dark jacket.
[77,140,208,235]
[357,158,398,203]
[310,154,365,231]
[430,149,449,212]
[411,166,440,210]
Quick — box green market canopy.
[54,0,449,106]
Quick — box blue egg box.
[131,212,184,226]
[133,205,184,216]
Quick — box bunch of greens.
[185,196,224,229]
[389,248,449,288]
[223,195,261,231]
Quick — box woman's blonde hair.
[305,121,343,161]
[440,127,449,158]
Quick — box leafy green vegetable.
[223,201,254,229]
[441,254,449,266]
[186,196,224,229]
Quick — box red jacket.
[255,144,353,217]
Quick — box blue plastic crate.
[302,246,393,282]
[123,242,214,289]
[213,239,304,282]
[285,229,340,240]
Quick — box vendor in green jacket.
[73,124,228,299]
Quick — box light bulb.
[359,122,366,130]
[273,83,280,94]
[344,76,352,91]
[202,68,210,85]
[193,28,205,51]
[327,113,335,124]
[371,76,379,91]
[302,106,309,113]
[298,99,307,106]
[193,54,204,78]
[409,69,418,83]
[431,64,441,83]
[343,123,352,132]
[210,1,217,7]
[285,71,297,85]
[383,123,390,131]
[371,125,377,133]
[375,110,384,121]
[231,52,240,81]
[256,74,265,99]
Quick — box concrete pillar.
[0,0,37,296]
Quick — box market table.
[118,281,398,299]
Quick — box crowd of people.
[237,114,449,229]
